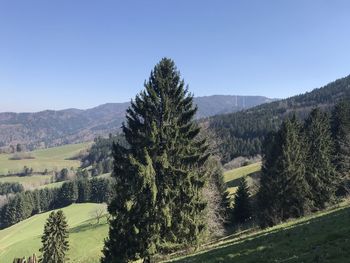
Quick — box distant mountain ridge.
[208,75,350,162]
[0,95,275,149]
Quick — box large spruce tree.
[102,58,209,262]
[258,117,311,227]
[332,99,350,195]
[304,108,336,209]
[39,210,69,263]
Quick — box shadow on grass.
[226,172,260,188]
[69,220,107,234]
[170,206,350,263]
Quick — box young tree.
[39,210,69,263]
[102,58,209,262]
[304,108,336,209]
[233,177,251,224]
[90,205,107,224]
[258,117,311,227]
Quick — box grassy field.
[0,174,53,189]
[224,162,261,196]
[0,203,108,263]
[0,142,90,175]
[37,173,112,190]
[166,200,350,263]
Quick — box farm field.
[37,173,112,190]
[0,174,53,189]
[0,142,90,175]
[167,200,350,263]
[0,203,108,263]
[224,162,261,196]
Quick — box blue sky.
[1,0,350,112]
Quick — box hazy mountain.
[0,95,275,149]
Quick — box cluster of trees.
[256,103,350,227]
[0,177,113,229]
[102,59,228,262]
[209,75,350,162]
[0,182,24,195]
[81,134,125,176]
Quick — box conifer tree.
[39,210,69,263]
[233,177,251,224]
[258,117,311,227]
[304,108,336,209]
[332,99,350,194]
[102,58,208,262]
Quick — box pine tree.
[258,116,311,227]
[304,108,336,209]
[233,177,251,224]
[59,181,78,206]
[332,99,350,195]
[39,210,69,263]
[102,58,209,262]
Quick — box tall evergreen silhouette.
[39,210,69,263]
[102,58,209,262]
[233,177,251,224]
[304,108,336,209]
[332,99,350,195]
[258,117,310,227]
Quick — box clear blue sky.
[1,0,350,112]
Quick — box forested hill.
[0,95,274,150]
[209,75,350,163]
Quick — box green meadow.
[166,200,350,263]
[0,142,90,176]
[0,203,108,263]
[224,162,261,196]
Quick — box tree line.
[0,177,113,229]
[252,101,350,227]
[0,182,24,195]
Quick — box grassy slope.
[224,162,261,196]
[0,203,108,263]
[0,142,90,175]
[167,200,350,263]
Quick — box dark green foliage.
[102,58,209,262]
[56,168,69,182]
[77,179,91,203]
[332,99,350,194]
[209,75,350,162]
[0,182,24,195]
[82,134,125,174]
[233,177,252,224]
[304,108,337,209]
[0,178,113,229]
[39,210,69,263]
[258,117,311,227]
[59,181,78,206]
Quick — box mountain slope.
[0,95,274,149]
[208,75,350,162]
[167,201,350,263]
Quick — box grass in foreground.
[0,142,90,175]
[0,203,108,263]
[166,200,350,263]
